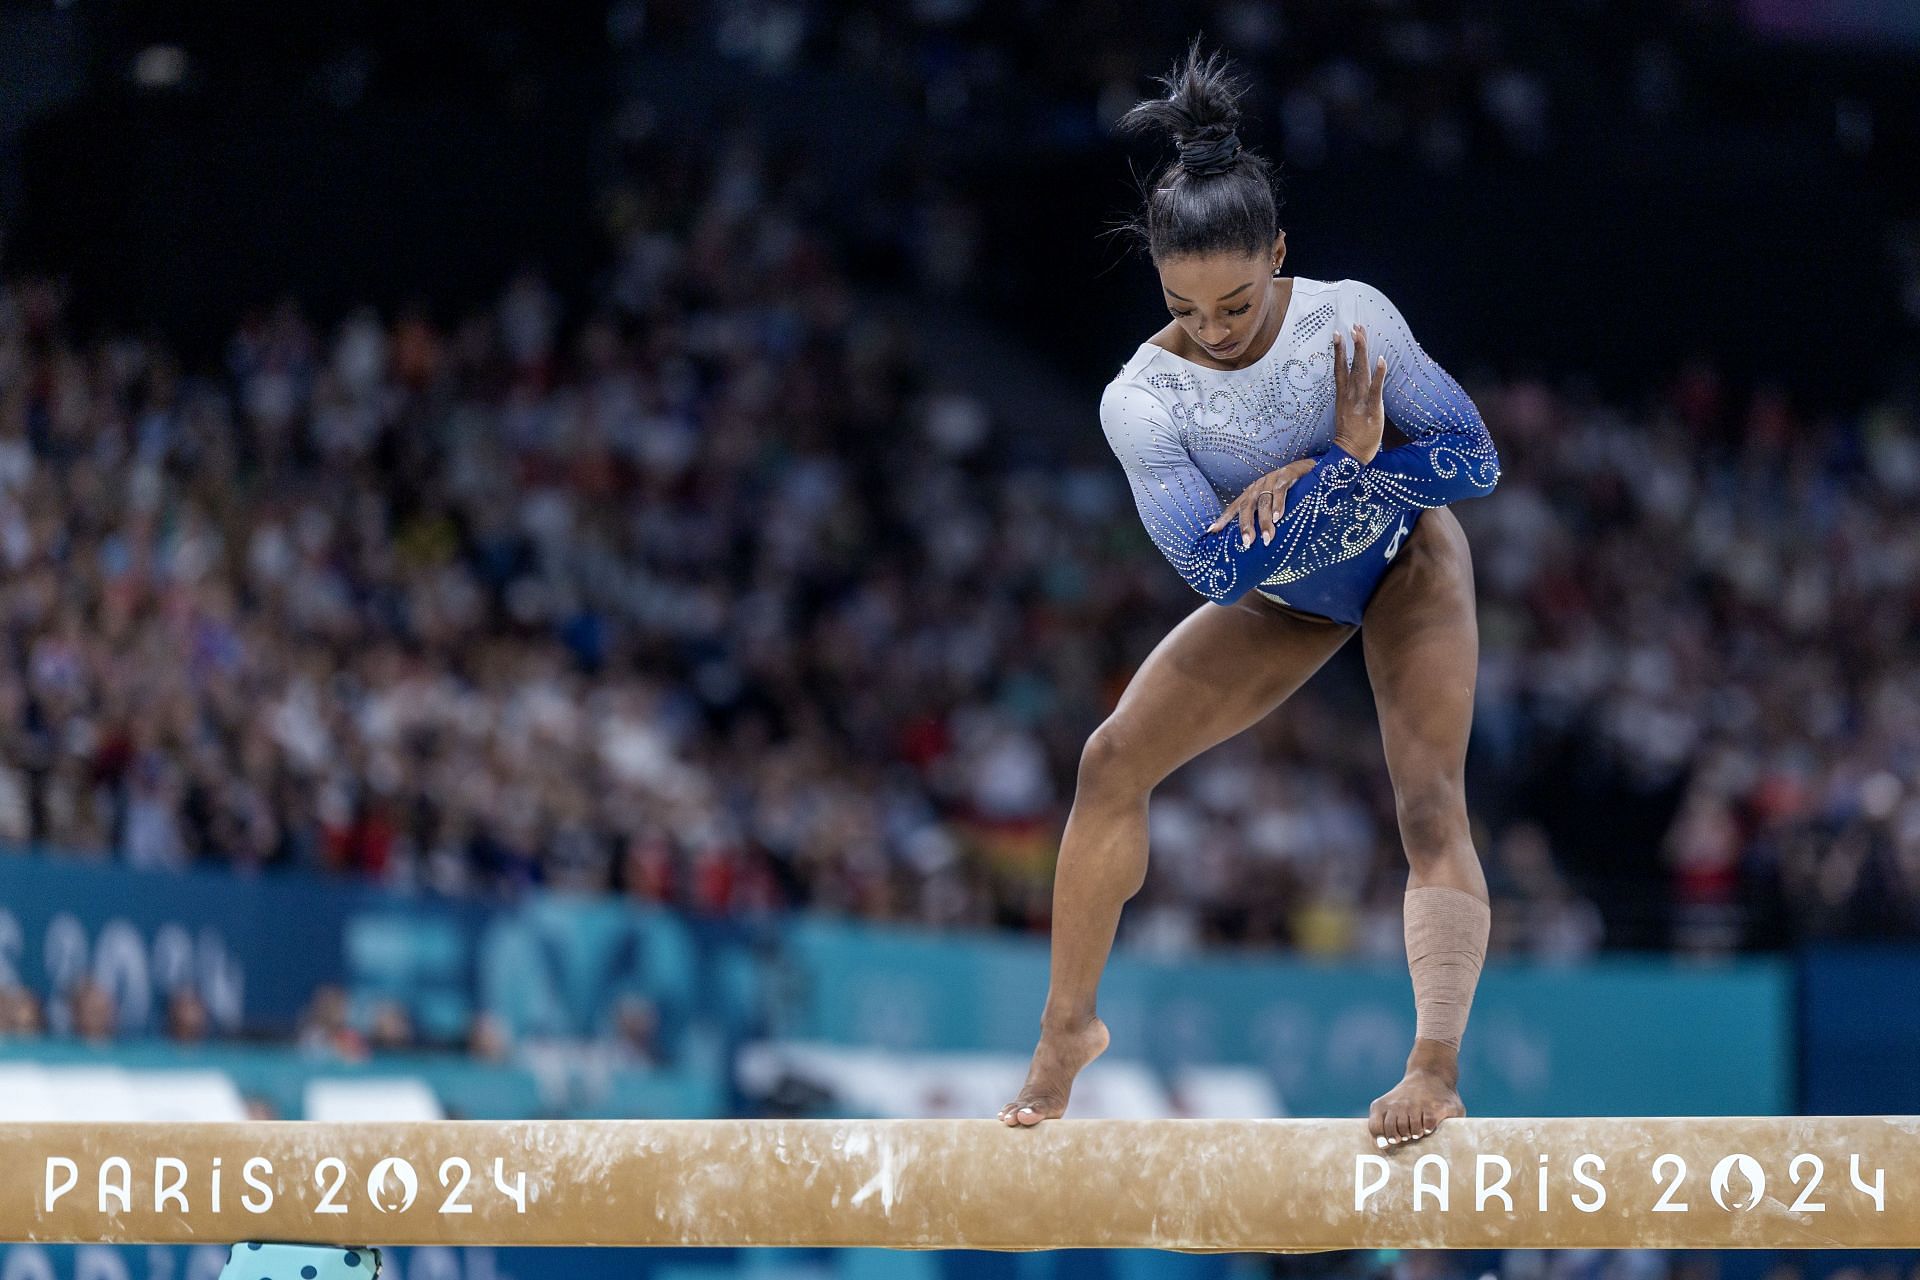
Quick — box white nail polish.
[1375,1136,1388,1149]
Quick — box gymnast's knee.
[1077,720,1160,804]
[1395,781,1473,868]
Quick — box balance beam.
[2,1118,1914,1251]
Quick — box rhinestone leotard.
[1099,277,1501,625]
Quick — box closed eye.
[1171,303,1253,319]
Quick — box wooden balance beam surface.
[1,1118,1914,1251]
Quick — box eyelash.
[1172,303,1252,318]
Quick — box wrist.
[1331,437,1378,465]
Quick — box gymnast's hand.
[1332,323,1387,465]
[1206,457,1316,551]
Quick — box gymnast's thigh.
[1360,504,1479,790]
[1089,591,1356,790]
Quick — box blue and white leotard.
[1100,277,1500,625]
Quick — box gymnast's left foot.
[1368,1041,1465,1148]
[998,1015,1109,1127]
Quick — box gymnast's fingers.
[1259,461,1313,542]
[1371,354,1388,415]
[1350,325,1372,398]
[1331,331,1348,393]
[1206,495,1236,535]
[1255,488,1279,542]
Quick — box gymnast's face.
[1157,232,1287,366]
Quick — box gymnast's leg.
[999,590,1355,1125]
[1359,505,1491,1146]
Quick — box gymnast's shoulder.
[1098,357,1177,447]
[1316,275,1410,327]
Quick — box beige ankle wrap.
[1403,885,1491,1049]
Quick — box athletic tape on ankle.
[1403,885,1490,1049]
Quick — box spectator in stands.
[0,986,43,1039]
[297,985,368,1061]
[165,988,211,1045]
[466,1011,513,1063]
[368,1000,417,1054]
[606,995,662,1068]
[67,980,116,1045]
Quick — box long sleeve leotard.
[1099,277,1500,624]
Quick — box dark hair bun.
[1111,37,1281,262]
[1118,36,1250,180]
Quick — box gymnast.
[998,41,1501,1148]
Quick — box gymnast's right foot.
[999,1016,1109,1126]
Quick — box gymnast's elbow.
[1459,427,1501,500]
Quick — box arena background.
[0,0,1917,1276]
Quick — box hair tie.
[1177,129,1241,176]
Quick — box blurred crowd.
[644,0,1877,176]
[0,110,1917,964]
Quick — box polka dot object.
[217,1243,380,1280]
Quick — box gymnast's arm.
[1099,380,1369,607]
[1343,280,1501,507]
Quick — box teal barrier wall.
[773,920,1794,1118]
[0,850,726,1049]
[0,850,1795,1119]
[0,849,448,1035]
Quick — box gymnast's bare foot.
[999,1016,1109,1126]
[1368,1040,1465,1148]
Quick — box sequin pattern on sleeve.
[1343,279,1501,507]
